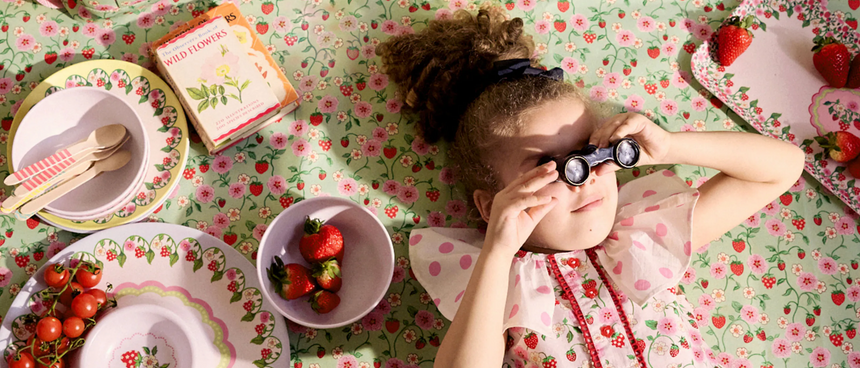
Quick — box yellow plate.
[7,60,189,232]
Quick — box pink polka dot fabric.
[407,169,698,334]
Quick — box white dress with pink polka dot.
[409,170,722,368]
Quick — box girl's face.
[492,97,619,252]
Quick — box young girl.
[379,7,805,368]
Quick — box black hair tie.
[486,58,564,85]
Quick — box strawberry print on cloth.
[410,170,719,368]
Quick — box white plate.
[0,223,290,368]
[257,197,395,329]
[11,87,149,218]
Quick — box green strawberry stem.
[312,258,341,278]
[812,36,841,53]
[725,15,755,35]
[267,256,290,289]
[304,216,325,235]
[815,133,843,153]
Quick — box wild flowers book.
[154,16,281,154]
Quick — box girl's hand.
[482,161,559,256]
[588,112,672,175]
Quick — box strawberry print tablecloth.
[0,0,859,367]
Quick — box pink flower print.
[743,213,761,227]
[439,167,457,184]
[810,346,830,368]
[681,266,696,284]
[848,352,860,368]
[260,311,270,323]
[797,272,818,292]
[0,78,12,95]
[716,353,733,367]
[709,262,727,279]
[386,99,402,113]
[514,346,528,360]
[570,14,589,31]
[835,216,855,235]
[692,307,709,327]
[15,34,34,51]
[318,95,338,113]
[383,180,401,195]
[680,18,695,32]
[785,322,805,342]
[672,70,690,88]
[206,226,222,238]
[435,8,453,20]
[615,30,635,47]
[369,73,389,91]
[516,0,536,10]
[560,57,579,74]
[253,223,267,241]
[269,132,288,150]
[386,358,405,368]
[590,85,608,102]
[693,24,713,41]
[771,338,791,358]
[362,44,377,58]
[299,76,317,92]
[39,20,58,37]
[818,256,838,275]
[534,20,550,35]
[362,310,384,331]
[597,307,618,324]
[267,175,288,195]
[411,136,430,155]
[338,178,359,196]
[656,317,678,335]
[213,213,230,228]
[372,127,389,142]
[202,52,240,85]
[661,42,677,56]
[392,267,405,283]
[428,211,445,227]
[291,138,310,157]
[124,240,137,252]
[731,358,752,368]
[338,15,357,32]
[747,254,767,274]
[338,355,358,368]
[137,12,155,29]
[603,72,622,89]
[381,20,398,35]
[625,94,645,112]
[151,0,171,15]
[289,120,308,137]
[764,219,785,236]
[81,23,100,38]
[212,155,233,174]
[0,267,11,287]
[847,285,860,302]
[397,185,419,204]
[354,101,373,118]
[660,99,679,116]
[362,139,382,157]
[690,96,707,111]
[739,305,759,324]
[274,16,291,33]
[448,0,466,10]
[446,200,467,217]
[375,298,391,315]
[698,294,715,311]
[637,16,656,32]
[849,100,860,112]
[228,183,246,199]
[414,310,434,330]
[196,184,215,203]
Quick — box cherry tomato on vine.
[62,316,85,338]
[84,288,107,309]
[42,264,69,289]
[74,262,102,288]
[71,293,97,318]
[35,317,61,342]
[58,282,83,306]
[25,336,50,357]
[6,351,35,368]
[33,355,63,368]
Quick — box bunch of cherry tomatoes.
[5,259,114,368]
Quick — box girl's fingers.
[589,117,624,148]
[607,118,641,145]
[508,160,557,191]
[525,197,558,223]
[508,193,554,213]
[594,161,622,176]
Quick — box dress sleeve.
[595,169,700,306]
[408,227,557,335]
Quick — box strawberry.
[832,290,846,306]
[633,338,646,352]
[717,16,754,66]
[814,306,821,316]
[557,0,569,12]
[554,20,566,32]
[565,348,576,361]
[430,335,440,347]
[26,218,39,229]
[848,54,860,88]
[669,344,679,357]
[743,332,753,343]
[815,131,860,162]
[812,37,851,88]
[784,305,791,314]
[308,290,340,315]
[712,314,726,329]
[830,332,844,346]
[266,257,318,300]
[730,261,744,276]
[762,275,776,289]
[806,314,816,326]
[779,193,793,206]
[300,217,344,264]
[610,333,625,348]
[524,332,538,349]
[256,21,269,35]
[250,182,263,196]
[732,239,746,252]
[756,329,766,341]
[600,325,614,338]
[647,46,660,59]
[44,51,57,65]
[255,161,269,174]
[542,356,557,368]
[261,1,273,14]
[848,326,857,339]
[385,318,399,333]
[849,159,860,178]
[312,259,342,292]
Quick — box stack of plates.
[6,60,190,233]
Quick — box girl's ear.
[473,190,494,223]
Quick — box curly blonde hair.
[378,7,606,196]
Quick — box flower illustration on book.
[120,345,170,368]
[186,45,252,113]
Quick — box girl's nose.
[569,170,598,193]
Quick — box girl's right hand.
[482,161,559,256]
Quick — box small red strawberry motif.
[712,315,726,329]
[250,182,264,196]
[633,338,645,352]
[779,193,793,206]
[814,306,821,316]
[255,161,269,174]
[565,348,576,361]
[309,112,323,126]
[279,195,294,209]
[81,47,95,59]
[385,319,399,333]
[318,139,332,151]
[669,344,679,357]
[425,189,440,202]
[761,274,776,289]
[122,33,135,44]
[26,218,39,229]
[553,20,566,33]
[847,326,856,339]
[832,290,846,306]
[679,337,689,349]
[261,1,273,14]
[557,0,569,12]
[256,22,269,35]
[14,255,29,267]
[806,314,816,326]
[756,329,766,341]
[732,239,746,252]
[198,163,209,173]
[701,280,709,288]
[600,325,614,338]
[610,333,625,348]
[524,332,538,349]
[743,332,753,343]
[647,46,660,59]
[730,261,744,276]
[830,332,844,346]
[582,32,596,43]
[542,356,557,368]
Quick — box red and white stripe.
[20,156,77,191]
[12,149,71,181]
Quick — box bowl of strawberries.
[257,196,395,329]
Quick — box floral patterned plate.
[691,0,860,214]
[0,222,289,368]
[5,60,189,233]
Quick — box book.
[153,3,300,154]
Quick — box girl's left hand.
[588,112,672,175]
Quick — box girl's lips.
[574,195,603,212]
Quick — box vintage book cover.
[153,2,300,153]
[154,16,281,153]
